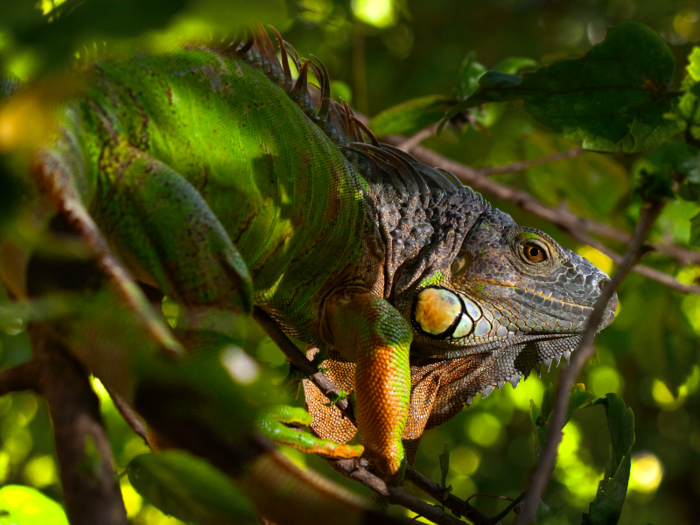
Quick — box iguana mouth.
[468,281,618,330]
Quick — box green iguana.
[0,26,617,524]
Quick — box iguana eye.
[521,242,547,263]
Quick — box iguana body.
[0,27,616,523]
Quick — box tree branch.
[0,360,40,395]
[27,324,128,525]
[518,199,665,524]
[403,466,498,525]
[252,307,355,423]
[475,147,585,177]
[103,382,149,444]
[396,123,439,153]
[382,138,700,290]
[332,458,475,525]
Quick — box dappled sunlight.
[651,379,686,411]
[553,422,600,505]
[674,7,700,42]
[23,455,57,488]
[588,366,625,397]
[352,0,396,28]
[629,452,663,495]
[449,446,481,476]
[465,412,503,448]
[120,477,143,518]
[505,374,545,411]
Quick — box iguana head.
[407,206,616,364]
[359,145,616,394]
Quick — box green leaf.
[439,443,450,487]
[673,47,700,139]
[455,52,488,99]
[631,141,700,200]
[492,56,538,75]
[0,485,69,525]
[126,451,257,525]
[323,388,348,407]
[535,499,564,524]
[531,384,595,455]
[582,394,635,525]
[369,95,454,137]
[690,211,700,247]
[440,21,682,153]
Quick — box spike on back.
[230,26,487,207]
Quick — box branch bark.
[332,458,478,525]
[475,147,585,177]
[25,324,128,525]
[0,360,40,395]
[518,199,665,523]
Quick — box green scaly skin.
[0,26,617,523]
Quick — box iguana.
[0,26,617,523]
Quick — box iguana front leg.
[328,293,412,478]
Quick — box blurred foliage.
[1,1,700,525]
[126,451,256,524]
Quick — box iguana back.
[43,44,367,341]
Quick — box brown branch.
[567,229,700,295]
[404,466,498,525]
[382,138,700,290]
[475,147,585,177]
[332,458,474,525]
[253,306,356,423]
[518,199,665,524]
[27,323,128,525]
[253,306,496,524]
[397,123,439,153]
[103,382,149,444]
[0,360,41,395]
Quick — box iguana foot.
[257,405,364,458]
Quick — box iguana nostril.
[597,277,610,293]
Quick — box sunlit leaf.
[369,94,453,137]
[0,485,68,525]
[127,451,257,525]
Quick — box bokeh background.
[1,0,699,523]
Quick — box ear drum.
[412,287,462,337]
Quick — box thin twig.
[253,306,355,423]
[397,123,439,152]
[404,467,497,525]
[567,228,700,295]
[383,139,700,291]
[103,382,149,444]
[332,458,471,525]
[475,146,585,177]
[253,306,492,524]
[518,199,665,524]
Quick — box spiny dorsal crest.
[225,25,489,210]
